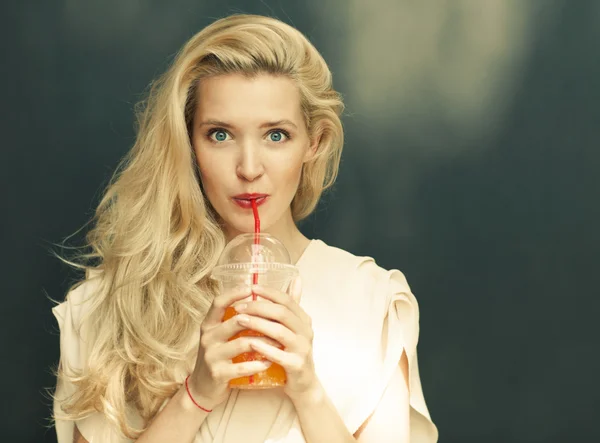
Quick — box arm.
[237,284,410,442]
[290,382,357,443]
[71,285,269,443]
[72,385,212,443]
[291,350,410,443]
[237,284,356,442]
[135,384,212,442]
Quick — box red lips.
[233,193,268,200]
[232,193,269,209]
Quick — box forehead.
[195,73,303,122]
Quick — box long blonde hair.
[53,13,344,439]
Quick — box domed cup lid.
[211,233,299,280]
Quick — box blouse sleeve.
[52,277,134,443]
[344,262,439,442]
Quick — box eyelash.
[205,128,292,144]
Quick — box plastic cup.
[211,233,299,389]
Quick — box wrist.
[288,381,326,409]
[182,376,217,414]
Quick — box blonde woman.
[52,13,438,443]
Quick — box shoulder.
[311,239,379,274]
[52,269,104,339]
[311,239,411,292]
[309,240,415,313]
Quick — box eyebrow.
[198,119,298,130]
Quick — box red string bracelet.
[184,375,213,413]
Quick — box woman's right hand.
[186,285,273,410]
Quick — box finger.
[249,339,301,370]
[290,276,302,304]
[235,301,305,335]
[231,360,274,379]
[208,314,252,344]
[203,285,253,328]
[235,314,297,349]
[252,284,311,325]
[216,335,282,361]
[216,360,273,382]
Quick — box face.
[191,73,317,239]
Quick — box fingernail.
[234,303,247,313]
[237,315,250,325]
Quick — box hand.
[187,285,274,410]
[233,277,320,402]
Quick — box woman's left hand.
[233,277,319,401]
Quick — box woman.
[52,13,438,443]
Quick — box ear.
[303,133,321,163]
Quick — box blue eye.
[268,129,291,143]
[209,130,229,142]
[269,131,283,142]
[205,128,291,144]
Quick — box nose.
[236,141,264,182]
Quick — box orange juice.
[223,306,287,388]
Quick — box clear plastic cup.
[211,233,299,389]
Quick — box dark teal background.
[2,1,599,442]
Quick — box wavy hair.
[53,13,345,440]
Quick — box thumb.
[290,276,303,304]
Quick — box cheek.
[194,149,219,193]
[277,155,304,188]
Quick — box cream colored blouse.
[53,239,438,442]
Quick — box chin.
[224,216,266,237]
[218,198,288,237]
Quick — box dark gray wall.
[3,1,598,442]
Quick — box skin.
[191,72,319,264]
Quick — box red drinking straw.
[251,199,260,301]
[249,199,261,384]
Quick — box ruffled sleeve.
[52,275,136,443]
[344,262,438,442]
